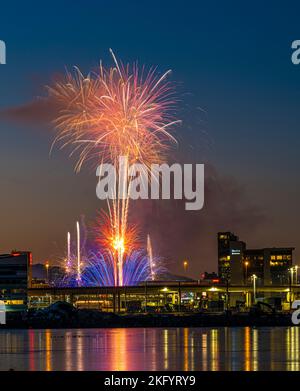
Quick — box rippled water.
[0,327,299,371]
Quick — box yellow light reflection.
[183,328,189,371]
[244,327,251,371]
[163,329,169,370]
[113,330,128,371]
[190,331,195,371]
[45,329,52,371]
[286,327,300,371]
[252,328,258,371]
[210,329,219,371]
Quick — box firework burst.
[48,49,178,172]
[56,248,163,288]
[49,50,179,286]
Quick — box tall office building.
[218,232,246,284]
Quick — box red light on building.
[212,278,220,283]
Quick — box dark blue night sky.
[1,0,300,276]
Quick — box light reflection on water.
[0,327,299,371]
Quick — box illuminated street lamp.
[251,274,257,304]
[45,261,49,283]
[183,260,188,273]
[244,261,249,284]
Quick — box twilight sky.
[1,0,300,278]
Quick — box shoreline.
[1,311,295,329]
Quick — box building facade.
[244,247,293,286]
[218,232,246,284]
[0,251,32,312]
[218,232,294,286]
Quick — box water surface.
[0,327,299,371]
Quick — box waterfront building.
[218,232,246,284]
[0,251,32,312]
[218,232,294,286]
[0,235,296,316]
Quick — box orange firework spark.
[94,207,139,285]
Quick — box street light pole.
[244,261,249,285]
[226,276,229,311]
[289,268,293,310]
[294,265,298,285]
[252,274,257,304]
